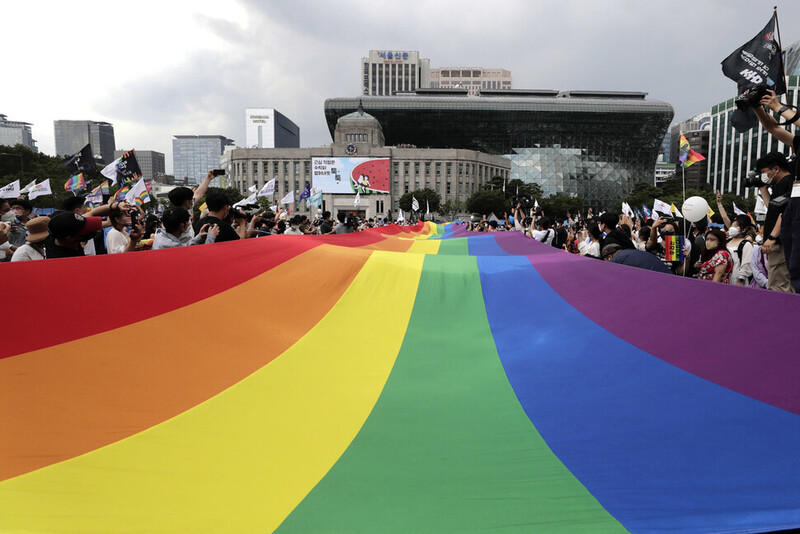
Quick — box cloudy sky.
[5,0,800,173]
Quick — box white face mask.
[728,227,740,238]
[761,171,772,184]
[755,235,763,245]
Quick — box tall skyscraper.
[114,149,165,181]
[54,120,115,163]
[361,50,430,96]
[245,108,300,148]
[172,135,234,185]
[430,67,512,96]
[0,114,38,152]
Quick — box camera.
[742,170,764,188]
[735,83,769,111]
[212,169,226,176]
[513,195,532,211]
[229,207,248,220]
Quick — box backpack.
[552,226,567,248]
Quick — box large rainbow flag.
[2,222,800,533]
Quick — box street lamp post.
[0,153,23,173]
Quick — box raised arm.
[193,170,215,206]
[754,89,796,148]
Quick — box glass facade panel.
[325,94,674,208]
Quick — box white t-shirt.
[10,243,45,261]
[106,227,130,254]
[530,228,555,246]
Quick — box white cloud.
[4,0,800,174]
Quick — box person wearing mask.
[284,215,304,235]
[577,223,602,258]
[695,229,733,283]
[7,198,33,252]
[196,191,245,242]
[750,231,770,290]
[106,207,143,254]
[726,215,754,286]
[598,212,635,251]
[528,216,555,245]
[10,216,49,262]
[152,208,218,250]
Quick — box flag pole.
[774,6,788,96]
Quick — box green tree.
[438,199,465,221]
[465,189,506,217]
[482,176,543,202]
[540,194,585,220]
[0,144,72,210]
[399,188,440,218]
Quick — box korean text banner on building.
[312,157,390,194]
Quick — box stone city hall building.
[229,106,509,219]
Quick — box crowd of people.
[1,132,799,296]
[0,171,410,262]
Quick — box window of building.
[459,182,463,193]
[446,182,451,195]
[274,162,279,175]
[262,161,268,177]
[414,181,419,189]
[446,163,452,176]
[458,163,463,175]
[404,162,409,175]
[404,183,409,193]
[436,163,441,176]
[393,181,399,194]
[441,70,450,77]
[435,182,440,193]
[394,162,399,175]
[283,180,289,192]
[253,161,258,175]
[414,162,420,175]
[425,162,431,175]
[294,162,299,175]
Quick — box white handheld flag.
[125,178,151,206]
[248,184,258,193]
[653,198,671,218]
[258,178,276,197]
[397,209,405,222]
[0,180,20,198]
[534,199,540,209]
[19,179,36,194]
[28,179,52,200]
[100,157,122,180]
[354,192,361,206]
[234,192,258,208]
[732,202,745,216]
[280,191,294,205]
[754,194,768,215]
[412,196,419,211]
[426,199,430,215]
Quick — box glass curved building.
[325,90,673,209]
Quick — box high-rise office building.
[430,67,512,96]
[54,120,115,164]
[114,150,165,181]
[0,114,38,152]
[245,108,300,148]
[361,50,430,96]
[172,135,234,185]
[326,89,673,209]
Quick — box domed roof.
[338,101,378,122]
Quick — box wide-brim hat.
[25,216,51,243]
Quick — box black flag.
[722,12,786,95]
[61,144,98,175]
[114,150,143,187]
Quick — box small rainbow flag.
[113,184,131,202]
[679,135,706,168]
[64,173,86,193]
[664,235,685,262]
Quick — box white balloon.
[681,196,709,223]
